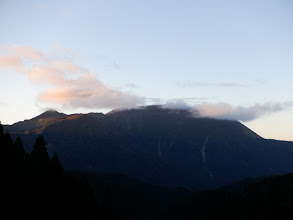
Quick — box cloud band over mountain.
[193,102,293,122]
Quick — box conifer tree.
[31,135,49,162]
[50,152,64,178]
[4,132,13,153]
[14,136,25,159]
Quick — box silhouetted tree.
[4,132,13,156]
[50,152,64,177]
[31,135,49,162]
[13,136,25,160]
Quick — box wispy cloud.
[146,97,214,106]
[39,3,48,9]
[193,102,293,122]
[61,8,71,19]
[5,45,44,60]
[126,83,139,88]
[0,44,145,109]
[49,44,76,61]
[177,81,245,88]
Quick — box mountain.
[8,110,67,134]
[4,106,293,191]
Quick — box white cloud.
[162,100,192,110]
[193,102,293,122]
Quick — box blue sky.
[0,0,293,141]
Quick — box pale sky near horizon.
[0,0,292,141]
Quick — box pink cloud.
[39,74,145,108]
[0,55,24,73]
[29,65,68,86]
[196,103,233,118]
[51,61,87,74]
[0,44,145,109]
[6,45,44,60]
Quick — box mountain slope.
[5,106,293,191]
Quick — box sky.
[0,0,292,141]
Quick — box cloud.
[162,100,192,110]
[0,45,145,109]
[177,81,244,88]
[146,98,163,104]
[126,83,139,88]
[103,60,121,71]
[50,44,76,61]
[39,74,145,108]
[193,102,293,122]
[61,8,71,18]
[0,55,24,72]
[146,97,215,106]
[6,45,44,60]
[112,61,120,70]
[0,44,45,73]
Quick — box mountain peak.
[35,110,67,120]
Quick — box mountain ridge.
[4,106,293,191]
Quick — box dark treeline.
[165,174,293,220]
[0,124,113,220]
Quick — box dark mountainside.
[5,105,293,191]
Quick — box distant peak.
[35,110,67,119]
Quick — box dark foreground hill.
[5,105,293,191]
[166,173,293,220]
